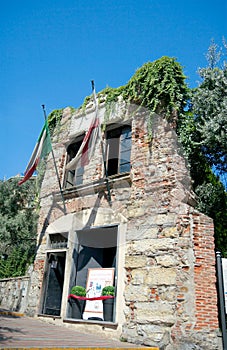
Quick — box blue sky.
[0,0,226,180]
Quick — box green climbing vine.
[47,108,63,135]
[45,58,189,140]
[45,57,189,137]
[82,56,189,135]
[125,57,189,116]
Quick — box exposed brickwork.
[193,213,219,330]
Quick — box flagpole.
[91,81,112,206]
[42,105,67,215]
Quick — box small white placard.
[83,268,114,320]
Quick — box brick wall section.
[193,212,219,330]
[170,211,220,348]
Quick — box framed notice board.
[83,268,115,320]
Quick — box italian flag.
[66,100,100,171]
[18,121,52,185]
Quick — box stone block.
[153,213,177,225]
[125,255,147,268]
[162,227,178,238]
[159,286,177,302]
[135,301,175,325]
[156,255,178,267]
[145,267,177,285]
[137,324,170,347]
[126,225,158,241]
[127,238,176,256]
[124,285,150,301]
[131,269,147,285]
[127,207,145,218]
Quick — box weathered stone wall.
[122,210,220,349]
[26,101,221,349]
[0,275,31,313]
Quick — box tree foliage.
[178,39,227,255]
[191,65,227,172]
[0,177,38,278]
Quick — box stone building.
[26,95,220,349]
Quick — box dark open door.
[42,252,66,316]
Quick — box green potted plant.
[101,286,115,322]
[69,285,86,319]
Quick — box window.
[70,226,118,321]
[65,135,84,188]
[48,233,68,249]
[105,125,131,176]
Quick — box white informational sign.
[222,258,227,311]
[83,268,115,320]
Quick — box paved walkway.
[0,310,158,349]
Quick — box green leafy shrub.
[101,285,115,296]
[70,285,86,296]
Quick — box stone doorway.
[42,251,66,316]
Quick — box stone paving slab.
[0,310,159,350]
